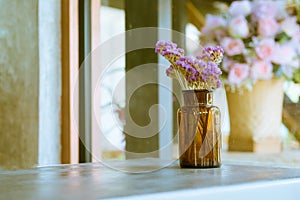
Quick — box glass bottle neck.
[182,90,213,106]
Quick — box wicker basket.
[226,78,284,153]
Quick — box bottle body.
[178,90,221,168]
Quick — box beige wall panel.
[0,0,39,169]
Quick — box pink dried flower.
[255,38,275,60]
[257,18,279,37]
[228,63,249,85]
[200,0,300,90]
[271,44,297,65]
[253,0,278,20]
[250,60,273,80]
[201,14,226,35]
[221,37,244,56]
[281,17,300,38]
[228,16,249,38]
[228,0,252,17]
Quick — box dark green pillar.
[172,0,187,138]
[124,0,159,158]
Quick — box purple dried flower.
[200,61,222,84]
[155,41,185,64]
[202,46,224,64]
[175,60,185,66]
[216,79,222,88]
[166,65,176,79]
[166,65,173,76]
[194,59,206,69]
[155,40,223,90]
[203,46,213,52]
[155,40,177,53]
[215,46,224,54]
[177,48,185,54]
[197,53,211,62]
[188,66,198,75]
[161,49,180,56]
[189,76,197,82]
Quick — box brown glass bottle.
[178,90,221,168]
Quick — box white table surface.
[1,158,300,200]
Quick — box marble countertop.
[1,159,300,200]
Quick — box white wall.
[38,0,61,166]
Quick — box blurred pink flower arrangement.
[200,0,300,91]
